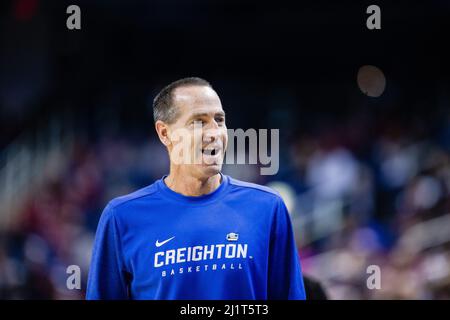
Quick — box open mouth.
[201,147,220,156]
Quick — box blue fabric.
[86,174,306,300]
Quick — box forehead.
[172,85,223,116]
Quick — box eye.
[215,117,225,124]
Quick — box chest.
[121,204,272,280]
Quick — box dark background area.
[1,0,449,143]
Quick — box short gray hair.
[152,77,212,124]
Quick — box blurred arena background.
[1,0,450,299]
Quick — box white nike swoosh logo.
[155,236,175,247]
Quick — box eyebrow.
[187,111,226,121]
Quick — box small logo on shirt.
[155,236,175,247]
[226,233,239,241]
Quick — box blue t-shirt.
[86,174,306,300]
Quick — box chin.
[198,164,222,178]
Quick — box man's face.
[166,85,228,179]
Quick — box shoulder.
[104,181,160,215]
[226,176,283,204]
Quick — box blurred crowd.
[1,110,449,299]
[289,115,450,299]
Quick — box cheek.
[190,132,203,150]
[221,129,228,147]
[169,127,196,149]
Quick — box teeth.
[202,148,218,156]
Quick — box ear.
[155,120,171,147]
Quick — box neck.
[164,167,222,197]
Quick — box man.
[86,77,306,299]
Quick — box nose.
[203,129,217,144]
[202,119,222,145]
